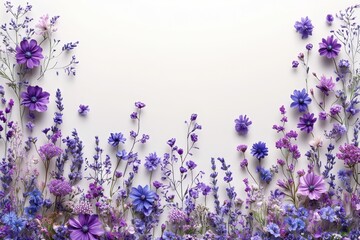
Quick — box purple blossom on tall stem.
[15,39,43,68]
[316,76,335,95]
[318,35,341,58]
[21,86,50,112]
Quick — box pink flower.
[297,172,327,200]
[35,14,57,35]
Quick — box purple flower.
[144,152,161,171]
[319,111,327,120]
[319,35,341,58]
[240,158,248,168]
[135,101,146,109]
[294,16,314,39]
[15,39,43,68]
[330,104,342,116]
[39,143,62,160]
[78,105,90,116]
[297,113,317,133]
[235,115,252,135]
[290,89,312,112]
[108,132,126,147]
[68,214,104,240]
[316,76,335,95]
[186,160,197,170]
[326,14,334,24]
[251,141,268,160]
[48,179,72,196]
[237,144,247,152]
[337,144,360,167]
[339,59,350,69]
[129,185,156,216]
[267,222,280,237]
[298,172,327,200]
[306,43,313,50]
[21,85,50,112]
[292,60,299,68]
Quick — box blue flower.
[319,206,337,222]
[1,212,25,233]
[108,132,126,147]
[251,141,268,160]
[267,222,280,237]
[294,16,314,39]
[144,152,161,172]
[290,89,312,112]
[285,217,305,232]
[257,166,272,183]
[235,115,252,135]
[129,185,156,216]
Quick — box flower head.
[35,14,57,35]
[297,113,317,133]
[108,132,126,147]
[68,214,104,240]
[337,143,360,167]
[129,185,156,216]
[326,14,334,24]
[316,76,335,95]
[298,172,327,200]
[267,222,280,237]
[319,35,341,58]
[48,179,72,196]
[39,143,62,160]
[21,85,50,112]
[144,152,161,172]
[15,39,43,68]
[235,115,252,135]
[290,89,312,112]
[251,141,268,160]
[294,16,314,39]
[78,105,90,116]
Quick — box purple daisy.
[318,35,341,59]
[68,214,104,240]
[15,39,44,68]
[297,172,327,200]
[297,113,317,133]
[21,85,50,112]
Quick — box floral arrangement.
[1,2,360,240]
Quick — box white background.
[1,1,359,193]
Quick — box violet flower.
[318,35,341,58]
[297,172,327,200]
[235,115,252,135]
[68,214,104,240]
[21,85,50,112]
[15,39,44,68]
[297,113,317,133]
[294,16,314,39]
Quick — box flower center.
[308,185,315,192]
[327,45,333,51]
[306,121,311,126]
[82,225,89,233]
[141,195,146,200]
[25,51,32,59]
[30,96,37,103]
[298,98,304,104]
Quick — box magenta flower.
[298,172,327,200]
[68,214,104,240]
[48,179,72,196]
[337,143,360,167]
[39,143,62,160]
[21,85,50,112]
[318,35,341,59]
[15,39,43,68]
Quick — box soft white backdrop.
[1,1,358,193]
